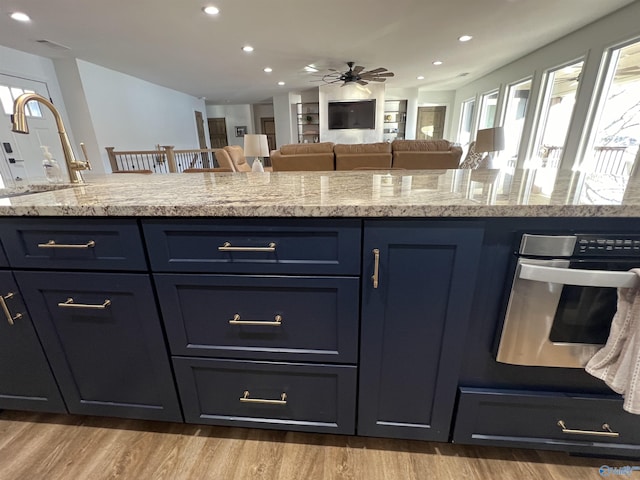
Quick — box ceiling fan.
[316,61,395,87]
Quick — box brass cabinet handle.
[218,242,276,252]
[240,390,287,405]
[372,248,380,289]
[557,420,619,438]
[38,240,96,249]
[0,292,23,326]
[58,298,112,309]
[229,314,282,326]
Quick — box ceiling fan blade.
[360,72,395,79]
[364,67,387,74]
[357,80,368,85]
[352,65,365,74]
[368,78,387,82]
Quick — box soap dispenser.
[41,146,62,183]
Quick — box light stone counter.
[0,168,638,217]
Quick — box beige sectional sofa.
[270,142,335,171]
[270,140,462,171]
[391,140,462,169]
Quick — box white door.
[0,73,67,186]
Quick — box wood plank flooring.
[0,410,622,480]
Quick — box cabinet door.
[15,271,182,422]
[359,221,483,441]
[0,271,66,413]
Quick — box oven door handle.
[519,263,639,288]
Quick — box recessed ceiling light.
[432,60,443,66]
[10,12,31,22]
[277,81,285,86]
[263,67,273,73]
[304,65,319,73]
[242,45,254,53]
[202,6,219,15]
[458,35,473,42]
[417,76,425,80]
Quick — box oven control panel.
[575,234,640,256]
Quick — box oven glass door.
[548,260,635,344]
[497,257,639,368]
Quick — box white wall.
[272,92,298,148]
[76,60,207,170]
[450,1,640,169]
[206,104,254,147]
[319,83,385,144]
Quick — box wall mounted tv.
[328,100,376,130]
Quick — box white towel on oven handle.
[586,268,640,414]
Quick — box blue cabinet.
[358,220,484,441]
[146,218,361,434]
[14,271,182,422]
[454,388,640,457]
[0,271,66,413]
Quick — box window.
[529,60,584,168]
[478,90,499,130]
[457,98,476,146]
[500,78,532,167]
[581,39,640,175]
[0,86,42,117]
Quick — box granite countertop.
[0,168,638,217]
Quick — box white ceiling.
[0,0,635,105]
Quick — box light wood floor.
[0,410,622,480]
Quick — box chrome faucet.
[11,93,90,184]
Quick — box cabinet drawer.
[142,219,361,274]
[0,219,147,271]
[155,274,359,363]
[173,357,356,434]
[453,388,640,456]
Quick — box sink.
[0,184,77,198]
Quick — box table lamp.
[244,134,270,172]
[475,127,505,168]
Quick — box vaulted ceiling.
[0,0,635,104]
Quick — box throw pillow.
[459,142,485,169]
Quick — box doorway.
[207,118,228,149]
[416,106,446,140]
[260,117,277,153]
[0,73,64,185]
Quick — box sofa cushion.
[271,152,335,171]
[335,154,392,171]
[392,139,452,152]
[334,142,391,154]
[280,142,335,155]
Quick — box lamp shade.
[243,134,270,157]
[475,127,505,153]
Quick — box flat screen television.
[328,100,376,130]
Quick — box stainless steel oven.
[497,233,640,368]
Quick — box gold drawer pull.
[240,390,287,405]
[0,292,23,326]
[372,248,380,289]
[218,242,276,252]
[557,420,619,438]
[38,240,96,249]
[58,298,112,310]
[229,314,282,326]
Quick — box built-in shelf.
[297,102,320,143]
[383,100,408,140]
